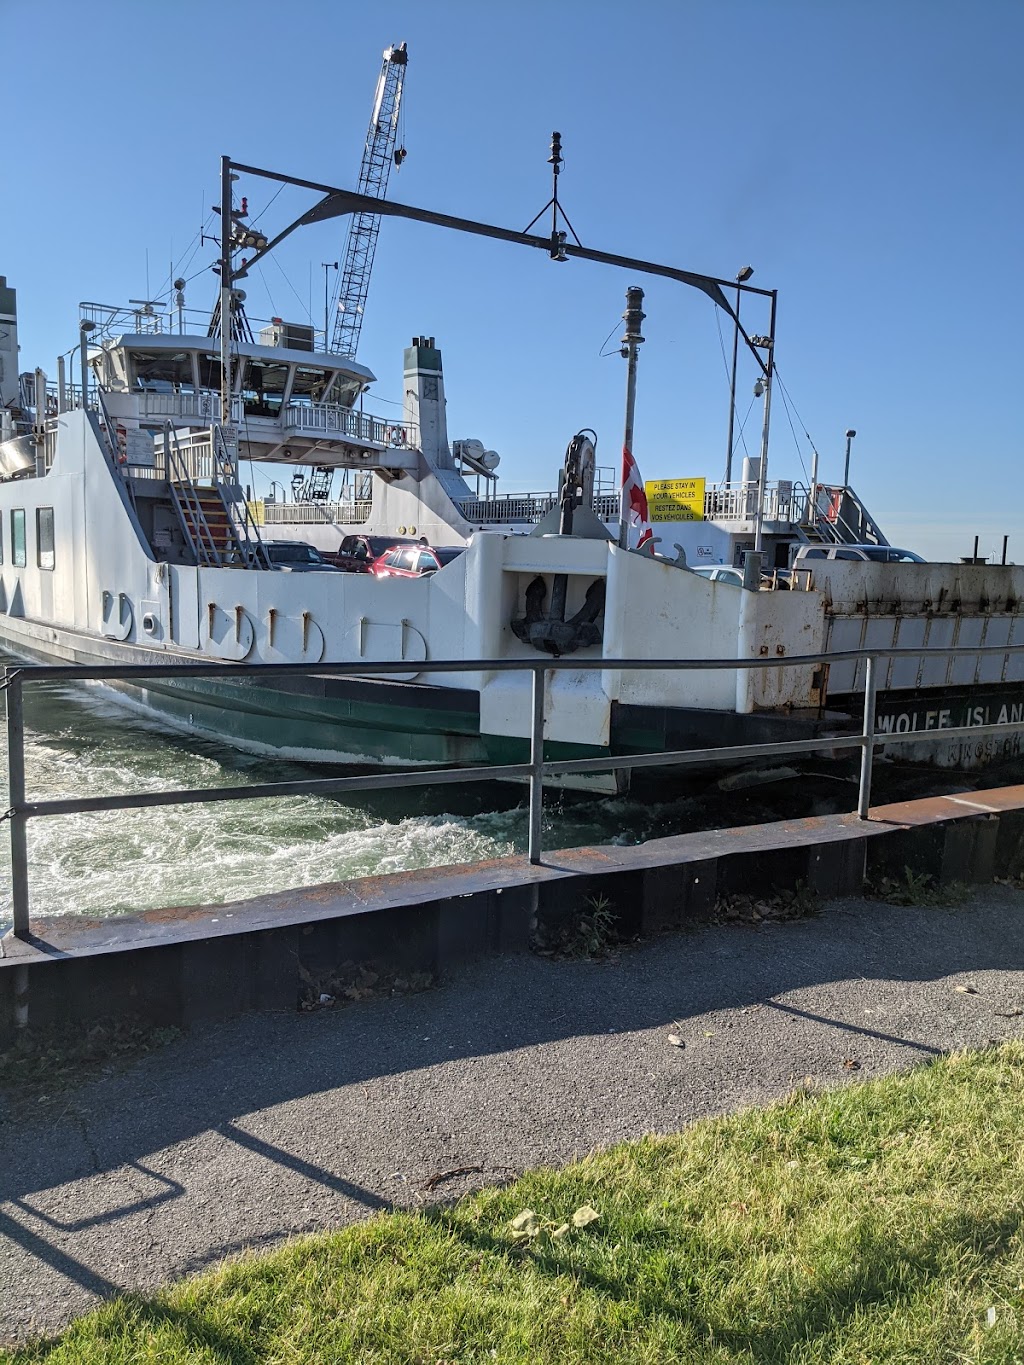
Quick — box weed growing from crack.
[533,892,621,959]
[867,867,973,908]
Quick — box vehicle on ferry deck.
[690,565,745,586]
[791,543,925,566]
[369,544,467,578]
[328,533,422,572]
[265,541,341,572]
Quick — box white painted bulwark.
[3,316,1023,777]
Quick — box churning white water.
[0,674,702,921]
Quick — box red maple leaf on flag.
[621,444,654,553]
[628,480,649,524]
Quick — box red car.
[369,544,466,578]
[326,534,423,572]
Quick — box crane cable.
[772,365,822,487]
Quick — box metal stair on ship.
[165,423,271,569]
[798,483,890,548]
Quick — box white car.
[690,565,745,586]
[791,543,924,566]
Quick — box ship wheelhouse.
[92,331,409,469]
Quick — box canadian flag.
[621,444,654,552]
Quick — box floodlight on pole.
[78,319,96,409]
[843,428,857,488]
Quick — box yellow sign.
[645,477,706,522]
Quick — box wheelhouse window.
[37,507,55,570]
[241,361,290,417]
[128,349,196,392]
[321,373,362,407]
[197,353,223,392]
[11,509,26,567]
[290,365,333,404]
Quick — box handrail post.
[5,669,30,937]
[528,667,546,864]
[858,654,878,820]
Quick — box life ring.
[825,489,841,523]
[115,424,128,464]
[386,425,407,447]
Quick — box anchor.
[512,431,606,657]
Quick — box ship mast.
[218,155,233,440]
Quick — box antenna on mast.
[522,131,583,262]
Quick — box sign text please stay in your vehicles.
[645,477,706,522]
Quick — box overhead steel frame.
[217,156,777,376]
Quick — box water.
[6,671,990,925]
[0,676,712,921]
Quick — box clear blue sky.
[4,0,1022,561]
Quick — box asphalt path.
[3,886,1024,1344]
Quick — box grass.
[6,1046,1024,1362]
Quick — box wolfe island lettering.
[875,701,1024,734]
[873,697,1024,764]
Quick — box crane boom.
[330,42,408,358]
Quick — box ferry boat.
[1,153,1022,786]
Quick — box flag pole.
[618,286,645,549]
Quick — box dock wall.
[3,787,1023,1043]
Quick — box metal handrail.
[263,500,373,526]
[6,641,1024,941]
[459,479,815,529]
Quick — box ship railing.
[702,480,808,524]
[136,391,244,425]
[459,492,559,523]
[141,428,242,487]
[80,301,166,339]
[159,431,217,483]
[39,421,60,474]
[459,492,624,524]
[458,481,808,527]
[78,302,336,349]
[263,500,374,526]
[281,402,418,450]
[6,642,1024,952]
[39,378,86,413]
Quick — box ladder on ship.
[801,483,890,548]
[165,423,270,568]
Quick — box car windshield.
[270,544,322,564]
[435,547,466,566]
